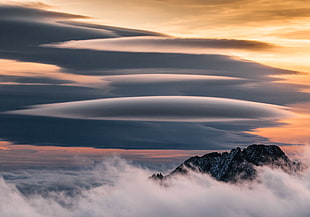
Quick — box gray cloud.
[0,84,106,112]
[6,96,292,122]
[60,21,166,37]
[0,4,308,149]
[0,4,89,20]
[102,74,241,83]
[0,5,163,55]
[0,114,274,150]
[0,6,294,76]
[0,75,73,85]
[93,72,309,105]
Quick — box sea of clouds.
[0,154,310,217]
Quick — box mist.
[0,154,310,217]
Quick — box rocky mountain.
[151,144,303,183]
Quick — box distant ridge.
[151,144,304,183]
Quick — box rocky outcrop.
[151,144,303,183]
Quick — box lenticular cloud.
[6,96,292,122]
[43,36,274,54]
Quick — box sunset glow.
[0,0,309,157]
[1,2,310,216]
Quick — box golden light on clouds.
[0,59,107,87]
[3,0,310,74]
[3,0,310,37]
[0,0,310,148]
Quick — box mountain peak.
[151,144,303,183]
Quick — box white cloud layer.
[0,155,310,217]
[5,96,292,122]
[102,73,240,83]
[44,36,274,54]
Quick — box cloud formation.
[102,74,240,83]
[0,115,273,149]
[48,0,310,41]
[0,4,308,148]
[45,36,275,54]
[0,155,310,217]
[6,96,292,122]
[0,4,88,20]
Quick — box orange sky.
[0,141,304,168]
[0,141,215,167]
[249,102,310,144]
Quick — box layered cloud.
[102,74,241,83]
[0,4,88,20]
[44,36,275,54]
[0,4,308,148]
[0,4,163,55]
[0,5,290,74]
[6,96,292,122]
[44,0,310,41]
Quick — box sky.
[0,0,309,161]
[1,1,310,216]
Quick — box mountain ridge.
[151,144,304,183]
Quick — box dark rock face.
[152,144,303,183]
[151,173,164,180]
